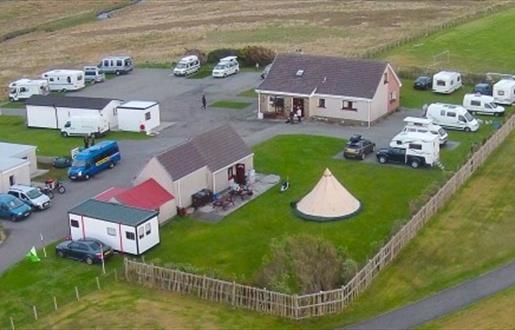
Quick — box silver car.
[8,185,51,210]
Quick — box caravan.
[41,70,85,92]
[98,56,133,75]
[463,94,505,116]
[432,71,462,94]
[173,55,200,76]
[8,79,49,101]
[425,103,480,132]
[493,79,515,105]
[402,117,448,145]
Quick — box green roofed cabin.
[68,199,159,255]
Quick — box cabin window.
[67,76,71,83]
[389,91,397,101]
[383,72,388,84]
[9,175,15,186]
[498,90,505,96]
[104,60,109,67]
[138,227,144,239]
[117,60,122,66]
[49,78,54,82]
[440,110,446,116]
[458,115,466,122]
[70,220,79,228]
[471,100,481,106]
[409,144,422,150]
[447,112,456,118]
[107,227,117,236]
[318,99,326,108]
[20,87,27,92]
[228,166,234,179]
[145,223,151,235]
[437,80,446,86]
[145,112,151,120]
[457,76,461,82]
[342,100,356,111]
[126,232,135,240]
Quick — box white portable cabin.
[116,101,160,133]
[25,95,121,129]
[493,79,515,105]
[8,79,49,101]
[68,199,160,255]
[432,71,462,94]
[41,70,85,91]
[425,103,480,132]
[402,116,448,144]
[463,93,505,116]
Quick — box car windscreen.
[214,64,226,70]
[85,71,95,76]
[464,112,474,121]
[346,143,361,149]
[176,63,187,69]
[71,159,86,167]
[438,128,446,136]
[86,242,101,251]
[26,188,43,199]
[7,198,24,209]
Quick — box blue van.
[68,141,121,181]
[0,194,32,221]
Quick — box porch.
[258,93,310,120]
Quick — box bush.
[183,48,207,64]
[206,48,240,64]
[256,235,357,294]
[238,46,275,67]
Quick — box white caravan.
[173,55,200,76]
[425,103,480,132]
[401,116,448,145]
[493,79,515,105]
[8,79,49,101]
[61,116,110,137]
[98,56,133,75]
[41,70,85,91]
[462,94,505,116]
[432,71,462,94]
[212,56,239,78]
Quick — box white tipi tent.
[294,168,361,221]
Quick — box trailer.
[8,79,49,101]
[493,79,515,105]
[41,69,85,91]
[432,71,462,94]
[68,199,159,255]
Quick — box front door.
[292,98,305,117]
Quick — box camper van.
[61,116,110,137]
[432,71,462,94]
[425,103,480,132]
[83,66,105,84]
[41,70,85,92]
[493,79,515,105]
[463,94,505,116]
[173,55,200,76]
[399,117,448,145]
[68,141,121,181]
[8,79,49,101]
[377,133,440,169]
[98,56,133,75]
[212,56,239,78]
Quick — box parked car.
[55,238,113,265]
[261,64,272,79]
[473,82,493,96]
[463,94,505,116]
[425,103,480,132]
[343,135,375,160]
[52,156,72,168]
[8,185,51,210]
[84,66,105,84]
[0,194,32,221]
[98,56,133,75]
[413,76,432,90]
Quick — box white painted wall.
[310,96,371,122]
[212,155,254,193]
[136,216,160,254]
[158,199,177,224]
[0,162,31,193]
[117,105,160,132]
[27,105,58,128]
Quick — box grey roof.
[257,53,389,99]
[156,125,252,180]
[0,142,36,158]
[69,199,158,226]
[0,157,29,172]
[26,95,116,110]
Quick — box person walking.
[201,94,207,110]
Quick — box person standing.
[296,107,302,123]
[201,94,207,110]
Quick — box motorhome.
[8,79,49,101]
[41,70,85,92]
[84,66,105,84]
[462,94,505,116]
[493,79,515,105]
[425,103,480,132]
[173,55,200,76]
[61,116,110,137]
[402,116,448,144]
[98,56,133,75]
[377,133,440,169]
[432,71,462,94]
[212,56,239,78]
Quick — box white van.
[8,79,49,101]
[98,56,133,75]
[61,116,110,137]
[463,94,505,116]
[212,56,239,78]
[402,117,448,145]
[425,103,480,132]
[41,70,85,92]
[493,79,515,105]
[173,55,200,76]
[432,71,462,94]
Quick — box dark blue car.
[473,83,493,96]
[56,238,112,265]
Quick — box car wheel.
[360,153,365,160]
[464,127,471,132]
[58,185,66,194]
[10,215,17,222]
[57,250,64,258]
[46,191,55,199]
[223,73,227,78]
[109,162,115,168]
[85,257,94,265]
[115,70,121,76]
[61,131,68,137]
[410,160,420,169]
[85,174,90,180]
[378,156,387,164]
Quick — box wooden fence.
[126,114,515,319]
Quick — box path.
[347,261,515,330]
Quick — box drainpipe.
[177,180,182,207]
[257,92,262,119]
[367,102,371,128]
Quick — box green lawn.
[0,115,150,157]
[33,162,68,182]
[238,88,258,98]
[383,7,515,74]
[0,100,25,109]
[210,100,251,110]
[400,79,472,109]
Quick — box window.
[145,112,151,120]
[77,243,89,251]
[447,112,456,117]
[318,98,326,108]
[498,90,505,96]
[20,87,27,92]
[227,166,234,179]
[145,223,151,235]
[116,60,123,66]
[9,175,15,186]
[409,143,422,150]
[107,227,117,236]
[383,72,388,84]
[457,76,461,82]
[440,110,446,116]
[471,100,481,106]
[104,60,109,67]
[437,80,446,86]
[71,220,79,228]
[458,115,466,122]
[342,100,356,111]
[389,91,397,101]
[49,78,54,82]
[138,227,144,239]
[126,232,135,240]
[67,76,71,83]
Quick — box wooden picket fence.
[125,114,515,319]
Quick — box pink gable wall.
[387,66,401,113]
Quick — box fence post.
[96,276,101,290]
[75,286,80,301]
[53,296,58,311]
[32,305,38,320]
[10,317,14,330]
[231,281,236,306]
[124,258,128,280]
[294,294,299,319]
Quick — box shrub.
[238,46,276,66]
[183,48,207,64]
[206,48,240,64]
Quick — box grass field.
[418,286,515,330]
[0,101,26,109]
[210,100,251,110]
[0,116,149,157]
[384,6,515,74]
[400,80,473,109]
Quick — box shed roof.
[257,53,390,99]
[26,95,117,110]
[69,199,158,226]
[0,142,36,158]
[118,101,158,110]
[0,157,29,172]
[115,179,174,210]
[95,187,128,202]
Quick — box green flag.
[26,246,40,262]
